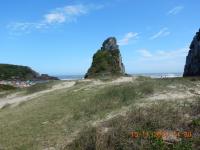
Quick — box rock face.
[85,37,125,78]
[184,29,200,76]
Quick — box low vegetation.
[25,81,57,94]
[67,99,200,150]
[0,77,199,149]
[0,84,16,91]
[85,49,124,78]
[0,64,39,80]
[0,84,17,98]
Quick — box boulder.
[85,37,125,78]
[184,29,200,76]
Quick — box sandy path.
[0,77,134,109]
[111,77,136,83]
[0,81,75,109]
[147,91,194,101]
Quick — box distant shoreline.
[56,73,183,80]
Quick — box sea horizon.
[56,72,183,80]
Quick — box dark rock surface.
[184,29,200,77]
[85,37,125,78]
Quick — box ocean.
[132,73,183,78]
[57,75,84,80]
[56,73,183,80]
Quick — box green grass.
[0,81,60,98]
[0,84,18,98]
[0,79,154,149]
[0,84,17,91]
[67,99,200,150]
[25,81,58,94]
[0,77,200,149]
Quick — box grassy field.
[0,84,17,98]
[0,77,200,149]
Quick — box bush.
[25,82,52,94]
[0,84,16,91]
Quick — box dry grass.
[67,99,200,150]
[0,77,200,149]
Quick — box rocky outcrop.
[184,29,200,76]
[37,74,59,80]
[85,37,125,78]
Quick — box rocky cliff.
[85,37,125,78]
[184,29,200,76]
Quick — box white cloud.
[138,47,188,61]
[139,49,153,58]
[44,13,66,24]
[62,5,88,15]
[7,22,48,35]
[7,4,103,34]
[167,6,184,15]
[44,4,89,24]
[127,47,188,73]
[150,28,170,40]
[118,32,139,46]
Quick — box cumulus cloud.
[150,28,170,40]
[118,32,139,46]
[167,6,184,15]
[7,4,103,34]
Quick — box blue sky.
[0,0,199,75]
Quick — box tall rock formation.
[85,37,125,78]
[184,29,200,76]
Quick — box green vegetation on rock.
[85,37,125,78]
[0,64,59,81]
[0,64,39,80]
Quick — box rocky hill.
[85,37,125,78]
[0,64,58,81]
[184,29,200,76]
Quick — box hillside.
[0,64,58,81]
[0,77,199,149]
[0,64,39,80]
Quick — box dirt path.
[0,77,135,109]
[0,81,75,109]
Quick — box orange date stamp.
[131,130,192,139]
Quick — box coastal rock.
[184,29,200,76]
[37,74,59,80]
[101,37,119,51]
[85,37,125,78]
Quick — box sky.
[0,0,200,75]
